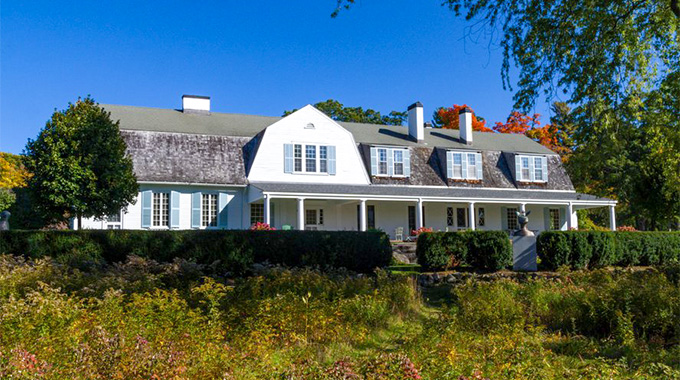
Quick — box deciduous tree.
[432,104,492,132]
[24,97,138,228]
[284,99,407,125]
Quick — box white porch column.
[263,194,271,225]
[567,202,574,230]
[609,205,616,231]
[297,198,305,230]
[416,198,424,229]
[468,202,476,231]
[359,199,367,231]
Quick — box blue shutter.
[461,153,468,179]
[542,156,549,182]
[218,192,228,228]
[403,149,411,177]
[141,190,152,228]
[170,191,180,228]
[387,149,394,176]
[370,147,378,175]
[529,156,535,181]
[446,151,453,179]
[475,152,483,180]
[327,146,336,175]
[560,207,567,230]
[501,207,508,231]
[544,207,551,231]
[283,144,294,173]
[515,155,522,181]
[191,192,201,229]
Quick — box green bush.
[416,231,512,271]
[0,230,392,273]
[538,231,680,270]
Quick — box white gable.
[247,105,370,185]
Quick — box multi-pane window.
[446,207,454,226]
[452,153,463,178]
[320,146,328,173]
[477,208,485,227]
[467,154,476,178]
[152,192,169,227]
[250,204,264,225]
[521,157,530,180]
[367,205,375,229]
[106,212,121,229]
[294,144,303,172]
[378,148,388,175]
[201,193,218,227]
[305,210,317,225]
[534,157,544,181]
[408,206,416,234]
[305,145,317,172]
[393,150,404,175]
[506,207,519,230]
[306,209,324,230]
[549,208,561,230]
[457,208,467,228]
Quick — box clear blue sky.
[1,1,553,155]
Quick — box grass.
[1,254,680,379]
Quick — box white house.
[79,95,617,237]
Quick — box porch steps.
[392,242,418,264]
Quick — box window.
[446,207,454,226]
[107,213,121,223]
[467,153,476,178]
[306,145,317,172]
[152,192,169,227]
[294,144,302,172]
[549,208,561,230]
[452,153,463,178]
[521,157,530,181]
[305,210,317,225]
[201,193,218,227]
[250,204,264,225]
[378,148,388,175]
[457,208,468,228]
[320,146,328,173]
[367,205,375,229]
[408,206,416,234]
[534,157,544,181]
[477,208,485,227]
[506,207,518,230]
[393,150,404,175]
[306,209,324,230]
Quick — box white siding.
[247,105,370,185]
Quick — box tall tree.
[525,102,576,160]
[432,104,492,132]
[284,99,407,125]
[492,111,541,134]
[24,97,138,228]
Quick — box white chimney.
[182,95,210,114]
[459,106,473,145]
[407,101,424,142]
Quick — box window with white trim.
[452,153,463,178]
[152,192,169,227]
[467,153,476,178]
[293,144,332,174]
[506,207,518,230]
[106,211,122,229]
[320,146,328,173]
[516,155,547,182]
[393,150,404,175]
[250,204,264,225]
[377,148,388,175]
[294,144,302,172]
[201,193,218,227]
[477,208,485,227]
[305,145,316,172]
[549,208,561,230]
[448,151,482,180]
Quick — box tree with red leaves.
[433,104,492,132]
[493,111,541,134]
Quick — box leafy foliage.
[0,153,29,189]
[432,104,491,132]
[416,231,512,271]
[284,99,407,125]
[23,97,138,225]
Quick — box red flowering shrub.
[411,227,433,236]
[617,225,637,232]
[250,222,275,230]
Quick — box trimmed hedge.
[0,230,392,274]
[416,231,513,271]
[537,231,680,270]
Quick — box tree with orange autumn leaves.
[433,104,492,132]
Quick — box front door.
[305,209,324,230]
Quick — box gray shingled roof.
[250,182,614,203]
[102,104,554,154]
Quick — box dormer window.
[446,151,483,180]
[370,146,411,177]
[515,154,548,182]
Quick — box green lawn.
[1,254,679,379]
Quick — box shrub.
[537,231,680,270]
[416,231,511,271]
[0,230,392,273]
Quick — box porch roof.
[250,182,616,206]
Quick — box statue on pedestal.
[514,210,534,237]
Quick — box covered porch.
[248,183,617,239]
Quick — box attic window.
[305,123,315,129]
